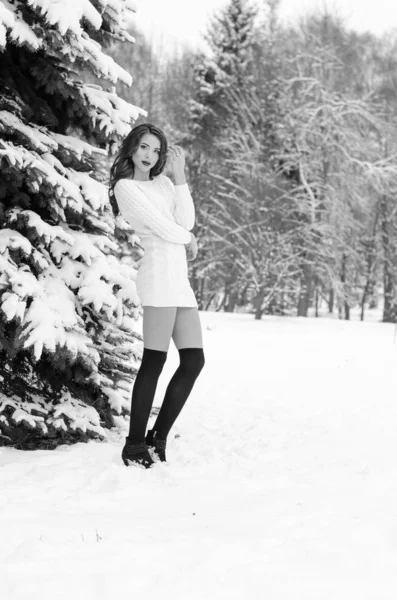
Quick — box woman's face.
[131,133,161,174]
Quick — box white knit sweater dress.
[114,174,198,308]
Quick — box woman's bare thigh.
[142,306,177,351]
[172,307,203,350]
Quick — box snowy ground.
[2,311,397,599]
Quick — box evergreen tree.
[0,0,147,449]
[185,0,258,311]
[207,0,300,318]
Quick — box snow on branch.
[75,254,140,318]
[0,0,41,50]
[26,0,103,36]
[0,233,139,362]
[21,276,100,362]
[2,145,119,242]
[50,131,107,159]
[0,111,110,170]
[80,85,147,137]
[0,111,57,153]
[0,391,107,437]
[0,394,47,431]
[2,1,136,86]
[68,169,109,211]
[8,209,74,247]
[51,391,105,435]
[1,140,85,215]
[66,32,133,85]
[0,228,33,257]
[51,228,116,266]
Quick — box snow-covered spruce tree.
[205,0,301,319]
[185,0,258,311]
[0,0,147,449]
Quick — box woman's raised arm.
[114,179,192,244]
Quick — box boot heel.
[146,429,167,462]
[121,439,154,469]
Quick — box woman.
[109,123,205,468]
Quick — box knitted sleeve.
[162,176,195,230]
[114,179,192,244]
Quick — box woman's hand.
[185,232,198,261]
[166,145,186,184]
[167,145,195,259]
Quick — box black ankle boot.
[121,438,154,468]
[146,429,167,462]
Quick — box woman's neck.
[133,167,152,182]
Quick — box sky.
[133,0,397,52]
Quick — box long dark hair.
[108,123,168,216]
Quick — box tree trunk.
[297,265,313,317]
[339,254,350,321]
[239,283,250,308]
[216,288,227,312]
[191,267,200,303]
[360,293,366,322]
[340,253,350,320]
[361,212,379,321]
[344,301,350,320]
[253,287,265,320]
[315,287,319,317]
[204,293,216,311]
[279,290,286,315]
[369,296,378,309]
[380,195,397,323]
[328,289,334,313]
[224,290,238,312]
[198,277,205,311]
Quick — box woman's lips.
[142,161,151,166]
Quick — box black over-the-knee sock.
[152,347,205,439]
[127,347,167,442]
